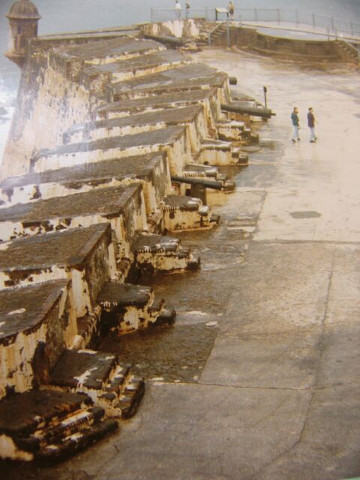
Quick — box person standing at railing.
[185,2,190,19]
[291,107,300,143]
[228,1,234,20]
[307,107,317,143]
[175,0,181,19]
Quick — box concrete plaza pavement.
[4,50,360,480]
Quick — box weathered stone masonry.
[0,11,267,462]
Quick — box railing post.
[312,13,316,29]
[331,16,335,33]
[296,10,299,26]
[277,8,280,24]
[254,8,258,21]
[327,26,330,40]
[351,22,354,37]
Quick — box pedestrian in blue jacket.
[307,107,317,143]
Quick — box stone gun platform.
[96,89,219,119]
[59,37,165,64]
[0,222,112,275]
[0,152,170,209]
[0,222,176,329]
[0,280,73,399]
[0,279,69,344]
[32,126,187,173]
[82,49,193,83]
[64,105,204,144]
[0,184,145,245]
[0,154,199,275]
[112,63,228,99]
[0,223,115,305]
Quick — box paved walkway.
[5,50,360,480]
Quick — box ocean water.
[0,0,359,160]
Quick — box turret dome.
[7,0,41,21]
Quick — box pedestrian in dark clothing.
[307,107,317,142]
[185,2,190,18]
[291,107,300,143]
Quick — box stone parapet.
[0,152,171,213]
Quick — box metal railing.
[236,8,360,39]
[150,7,360,40]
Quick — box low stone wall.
[210,24,343,62]
[145,20,350,63]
